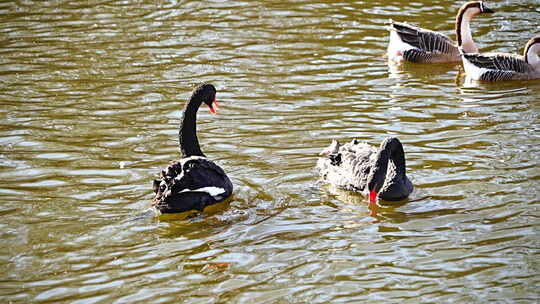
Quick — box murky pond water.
[1,0,539,302]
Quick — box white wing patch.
[181,186,226,197]
[388,30,415,62]
[462,56,490,80]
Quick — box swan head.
[192,83,218,114]
[366,137,411,203]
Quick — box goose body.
[461,36,540,81]
[151,84,233,214]
[387,1,494,63]
[317,137,413,203]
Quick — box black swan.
[150,83,233,213]
[317,137,413,204]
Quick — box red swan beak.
[369,189,377,204]
[208,98,219,114]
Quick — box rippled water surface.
[1,0,539,303]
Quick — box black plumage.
[151,83,233,214]
[317,137,413,202]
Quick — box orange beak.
[208,98,219,114]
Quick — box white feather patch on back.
[181,186,226,197]
[388,30,416,62]
[462,56,489,80]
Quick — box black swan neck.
[179,95,205,158]
[384,137,406,176]
[369,137,407,191]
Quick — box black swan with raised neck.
[151,83,233,213]
[317,137,413,204]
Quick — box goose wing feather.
[463,52,530,73]
[390,21,455,54]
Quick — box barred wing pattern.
[463,53,531,81]
[463,53,529,73]
[390,21,457,62]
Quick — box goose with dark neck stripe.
[151,83,233,214]
[387,1,494,63]
[317,137,413,204]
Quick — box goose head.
[460,1,494,18]
[456,1,494,52]
[524,36,540,66]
